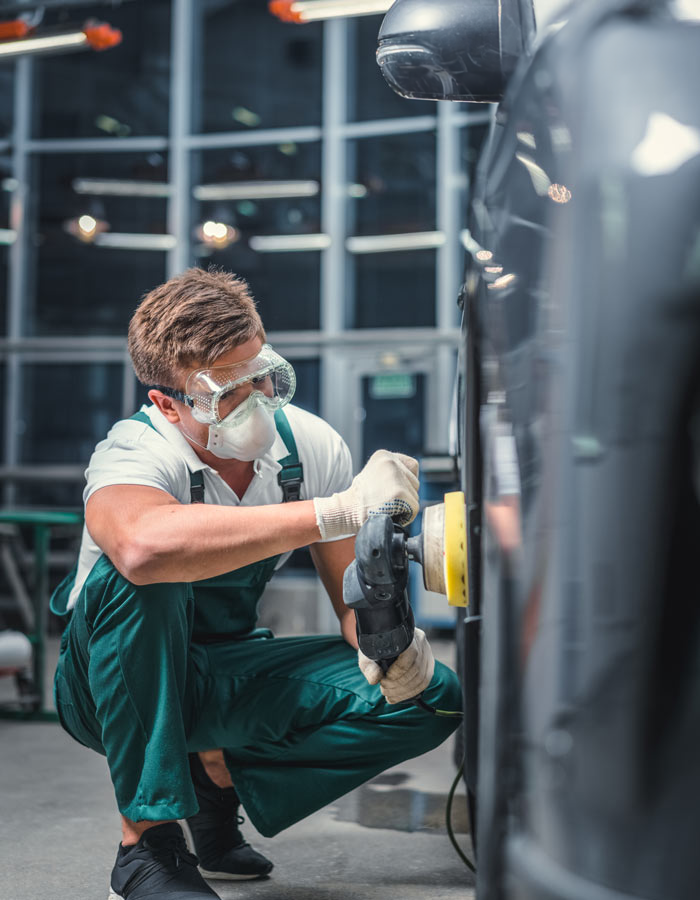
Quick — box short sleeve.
[84,430,185,505]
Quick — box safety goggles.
[154,344,296,426]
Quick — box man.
[52,268,462,900]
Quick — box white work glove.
[358,628,435,704]
[313,449,420,540]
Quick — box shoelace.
[146,836,199,870]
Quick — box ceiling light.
[249,233,331,252]
[193,180,319,201]
[196,221,239,249]
[0,21,121,59]
[232,106,261,128]
[269,0,392,23]
[94,114,131,137]
[346,231,445,253]
[72,178,172,198]
[63,215,109,243]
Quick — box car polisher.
[343,492,467,716]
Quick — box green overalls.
[52,410,461,836]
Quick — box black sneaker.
[184,753,273,881]
[108,822,220,900]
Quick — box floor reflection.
[331,772,470,834]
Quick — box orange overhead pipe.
[0,19,31,39]
[268,1,304,23]
[83,22,122,51]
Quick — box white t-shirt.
[67,403,353,610]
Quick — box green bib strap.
[131,410,153,428]
[274,409,304,503]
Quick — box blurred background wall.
[0,0,491,637]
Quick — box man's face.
[154,336,266,450]
[181,336,265,431]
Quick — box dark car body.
[379,2,700,898]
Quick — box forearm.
[100,499,322,584]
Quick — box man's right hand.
[312,449,420,540]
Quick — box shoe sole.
[199,867,270,881]
[107,892,122,900]
[179,819,271,881]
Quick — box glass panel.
[1,137,13,337]
[348,132,436,237]
[0,63,13,139]
[0,362,5,453]
[14,482,84,510]
[0,246,7,338]
[32,152,168,336]
[353,250,436,328]
[18,362,123,464]
[196,244,320,332]
[197,1,322,134]
[461,120,493,224]
[193,145,321,331]
[361,373,425,463]
[351,17,436,122]
[287,358,319,415]
[34,1,171,139]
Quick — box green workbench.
[0,509,83,721]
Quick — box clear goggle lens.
[186,345,296,426]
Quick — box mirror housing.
[376,0,535,103]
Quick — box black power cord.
[446,758,476,873]
[408,696,475,872]
[412,695,464,718]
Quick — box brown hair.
[127,267,266,387]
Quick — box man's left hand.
[357,628,435,704]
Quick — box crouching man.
[52,267,462,900]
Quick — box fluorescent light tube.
[249,233,331,252]
[193,180,319,201]
[93,233,177,251]
[346,231,445,253]
[72,178,172,198]
[270,0,392,23]
[0,23,121,59]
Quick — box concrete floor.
[0,639,475,900]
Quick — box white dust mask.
[205,397,277,461]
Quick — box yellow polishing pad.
[443,491,468,608]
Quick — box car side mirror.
[376,0,535,103]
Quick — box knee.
[87,557,191,630]
[427,661,463,714]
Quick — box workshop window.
[287,358,320,416]
[352,250,436,328]
[0,247,7,337]
[31,152,169,337]
[196,0,322,134]
[18,362,123,466]
[0,63,13,138]
[0,171,8,334]
[33,1,171,139]
[0,363,4,451]
[192,144,322,332]
[460,121,493,225]
[347,132,436,237]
